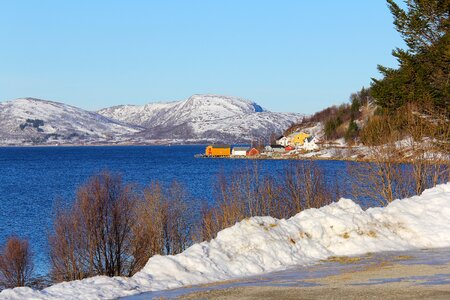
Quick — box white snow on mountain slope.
[0,98,141,145]
[98,95,266,126]
[0,95,301,145]
[98,94,302,142]
[2,183,449,300]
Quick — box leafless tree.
[49,172,138,281]
[132,181,192,271]
[198,162,332,241]
[0,236,33,289]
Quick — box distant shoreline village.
[199,131,319,159]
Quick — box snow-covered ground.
[1,183,449,299]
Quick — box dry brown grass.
[322,256,362,264]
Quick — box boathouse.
[232,147,249,156]
[205,144,231,157]
[246,148,260,156]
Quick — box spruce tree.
[371,0,449,114]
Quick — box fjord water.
[0,145,349,275]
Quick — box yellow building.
[291,132,310,146]
[205,144,231,157]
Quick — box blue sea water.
[0,145,349,275]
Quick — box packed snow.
[1,183,449,299]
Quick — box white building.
[265,145,286,153]
[299,136,319,151]
[232,147,249,156]
[275,136,291,147]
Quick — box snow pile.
[2,183,450,299]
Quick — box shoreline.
[196,153,450,164]
[1,143,447,164]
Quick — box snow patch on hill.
[98,94,302,143]
[0,98,141,145]
[2,183,449,299]
[0,95,302,145]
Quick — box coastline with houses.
[198,130,321,159]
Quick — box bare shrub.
[197,174,247,242]
[360,115,395,146]
[349,143,448,207]
[348,157,410,207]
[350,105,449,206]
[404,105,450,194]
[0,236,33,289]
[281,162,332,214]
[49,172,138,281]
[198,162,333,241]
[132,181,192,271]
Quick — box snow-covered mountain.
[0,95,302,145]
[98,94,302,143]
[0,98,141,145]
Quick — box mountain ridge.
[0,95,303,145]
[98,94,302,143]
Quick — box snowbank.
[2,183,450,299]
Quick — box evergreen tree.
[345,119,359,142]
[371,0,449,114]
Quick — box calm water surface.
[0,145,350,275]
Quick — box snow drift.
[1,183,449,299]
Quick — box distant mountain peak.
[0,97,141,146]
[251,102,264,112]
[0,94,302,145]
[98,94,302,143]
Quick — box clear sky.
[0,0,404,114]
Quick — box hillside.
[0,98,141,145]
[98,95,265,127]
[0,95,302,145]
[98,94,302,143]
[281,91,448,161]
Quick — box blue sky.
[0,0,404,114]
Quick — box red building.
[246,148,260,156]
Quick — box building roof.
[306,136,314,142]
[211,144,231,148]
[247,148,260,155]
[233,147,250,151]
[288,131,309,138]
